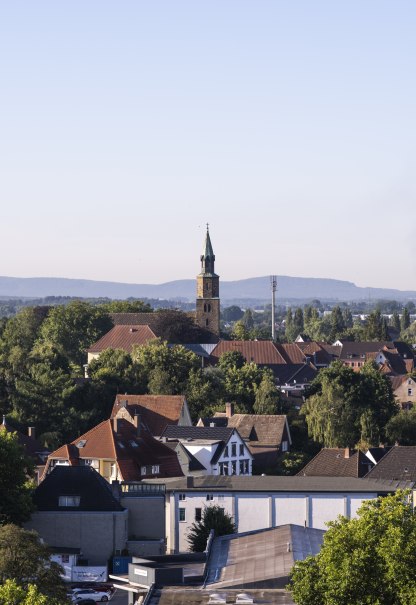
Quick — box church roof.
[203,227,215,259]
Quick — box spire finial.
[206,222,209,232]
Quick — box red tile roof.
[87,325,157,354]
[210,341,287,365]
[111,394,190,436]
[47,418,183,480]
[276,344,307,364]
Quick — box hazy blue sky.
[1,1,415,290]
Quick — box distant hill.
[0,275,415,303]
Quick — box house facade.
[43,412,183,483]
[198,403,292,471]
[154,475,414,553]
[161,425,253,476]
[25,467,128,565]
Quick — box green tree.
[241,309,255,331]
[152,309,209,343]
[218,351,246,372]
[401,307,411,332]
[0,579,64,605]
[231,321,251,340]
[222,306,244,322]
[87,348,146,393]
[0,525,67,601]
[38,301,112,371]
[290,308,304,341]
[342,307,353,329]
[289,491,416,605]
[364,309,386,340]
[0,430,34,525]
[303,361,397,447]
[100,299,153,313]
[253,371,281,414]
[329,306,345,341]
[11,354,76,439]
[285,308,293,341]
[132,339,199,394]
[391,311,401,331]
[185,367,226,420]
[385,409,416,445]
[187,505,237,552]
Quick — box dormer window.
[59,496,80,507]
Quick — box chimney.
[111,480,121,501]
[134,413,141,437]
[225,402,234,418]
[28,427,36,439]
[186,476,194,488]
[344,447,351,459]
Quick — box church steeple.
[200,225,216,275]
[196,225,220,336]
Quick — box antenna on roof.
[270,276,277,341]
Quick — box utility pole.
[270,275,277,341]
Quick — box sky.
[1,1,415,291]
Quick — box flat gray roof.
[144,475,414,493]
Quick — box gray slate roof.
[365,446,416,481]
[161,425,235,442]
[33,466,125,512]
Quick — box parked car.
[72,588,112,602]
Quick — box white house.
[160,425,253,476]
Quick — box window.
[408,389,413,397]
[223,446,228,458]
[58,496,80,507]
[219,462,228,475]
[195,508,202,521]
[151,465,160,474]
[239,443,244,456]
[231,443,236,457]
[231,461,237,475]
[281,440,288,452]
[141,466,147,476]
[206,494,214,501]
[179,508,186,522]
[179,493,186,501]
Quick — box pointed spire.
[200,224,215,274]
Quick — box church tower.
[196,226,220,336]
